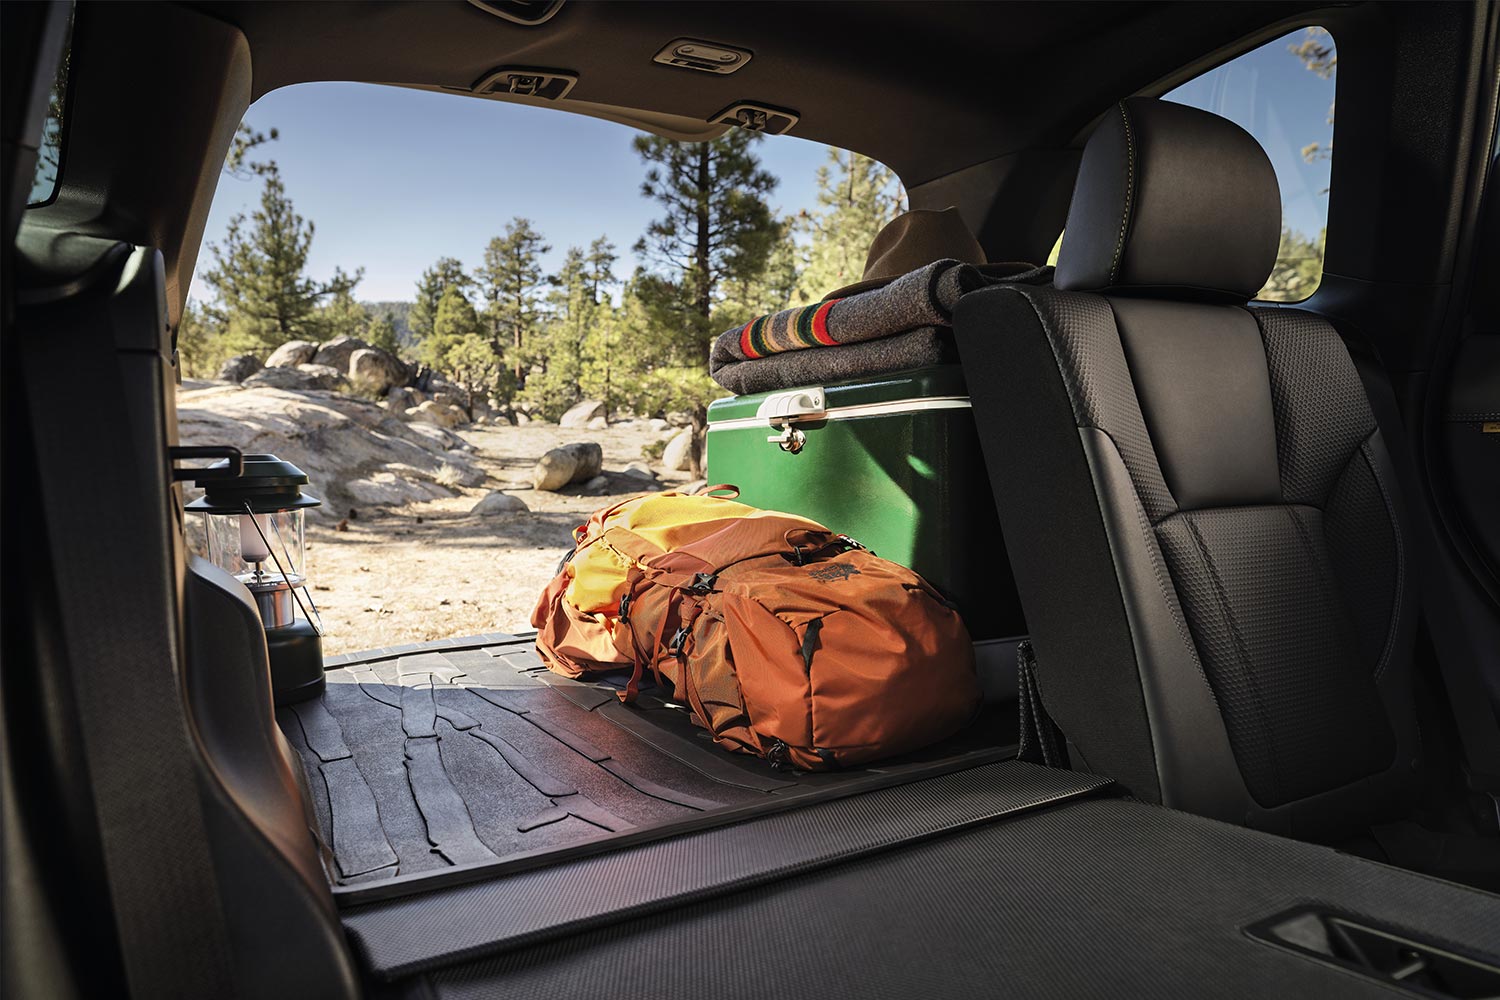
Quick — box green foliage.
[1259,226,1326,302]
[518,238,622,421]
[177,300,240,378]
[475,218,552,382]
[410,257,472,344]
[312,271,371,341]
[417,286,502,414]
[628,132,782,473]
[365,301,413,346]
[200,163,363,355]
[363,314,401,355]
[224,122,281,179]
[633,132,780,319]
[795,149,905,301]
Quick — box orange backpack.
[531,488,979,769]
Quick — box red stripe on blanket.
[739,319,762,359]
[811,299,840,345]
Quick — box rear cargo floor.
[276,634,1011,892]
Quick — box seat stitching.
[1286,505,1341,614]
[1120,497,1215,705]
[1360,438,1406,681]
[1184,515,1284,802]
[1109,101,1136,285]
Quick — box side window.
[1165,26,1337,302]
[28,7,74,207]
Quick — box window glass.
[180,83,904,652]
[28,8,73,207]
[1165,26,1337,301]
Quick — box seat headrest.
[1055,97,1281,302]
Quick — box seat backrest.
[955,97,1419,840]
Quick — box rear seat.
[955,97,1430,843]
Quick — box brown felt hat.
[823,207,1020,299]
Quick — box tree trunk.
[688,404,708,480]
[694,144,713,321]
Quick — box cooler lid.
[707,365,969,423]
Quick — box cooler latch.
[768,425,807,453]
[755,388,826,422]
[756,388,824,453]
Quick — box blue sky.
[192,84,836,303]
[191,29,1334,305]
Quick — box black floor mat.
[276,634,1013,889]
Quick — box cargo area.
[276,633,1016,894]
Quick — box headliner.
[186,0,1324,186]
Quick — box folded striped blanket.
[712,328,956,396]
[709,260,1049,387]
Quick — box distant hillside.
[365,301,414,347]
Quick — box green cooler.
[705,366,1026,659]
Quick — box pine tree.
[796,150,904,302]
[363,314,401,356]
[475,218,551,382]
[584,236,618,304]
[176,300,233,378]
[312,268,370,341]
[518,247,587,419]
[200,163,358,353]
[719,218,800,325]
[630,131,780,474]
[410,257,472,344]
[418,285,498,417]
[579,237,621,418]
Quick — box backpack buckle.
[618,592,631,623]
[836,534,869,554]
[688,572,717,594]
[667,626,690,655]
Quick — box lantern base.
[265,617,325,706]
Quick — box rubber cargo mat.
[276,634,1011,889]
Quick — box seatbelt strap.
[17,249,237,997]
[1016,641,1068,768]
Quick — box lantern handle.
[269,513,326,636]
[169,445,243,482]
[241,502,325,637]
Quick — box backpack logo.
[808,562,861,583]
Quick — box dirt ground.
[304,421,689,655]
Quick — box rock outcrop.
[559,399,606,429]
[177,383,473,512]
[349,347,409,395]
[532,442,604,491]
[470,491,529,517]
[406,400,466,429]
[661,427,695,472]
[242,364,347,392]
[310,335,368,374]
[265,340,319,368]
[218,354,263,383]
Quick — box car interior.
[4,2,1500,998]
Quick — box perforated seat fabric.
[955,98,1419,839]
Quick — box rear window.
[180,82,904,651]
[1165,26,1337,301]
[28,7,73,207]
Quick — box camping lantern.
[187,453,326,704]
